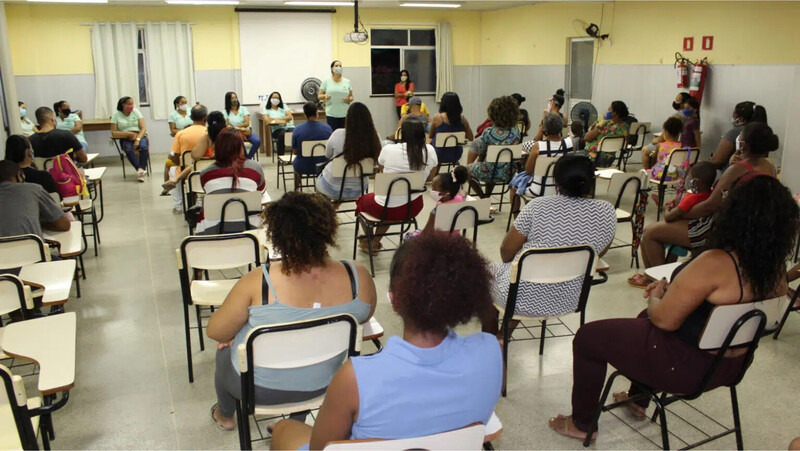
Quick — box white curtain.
[435,22,454,101]
[145,22,196,120]
[91,22,139,119]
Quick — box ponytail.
[742,122,779,155]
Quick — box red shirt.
[677,192,710,212]
[395,82,414,107]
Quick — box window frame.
[369,28,437,98]
[137,29,151,106]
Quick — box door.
[565,38,595,120]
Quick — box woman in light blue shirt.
[271,232,503,449]
[261,91,294,156]
[110,96,149,181]
[318,60,353,131]
[168,95,193,136]
[223,91,261,159]
[54,100,88,151]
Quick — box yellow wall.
[5,4,240,75]
[480,1,800,66]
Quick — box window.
[370,28,436,96]
[137,29,150,105]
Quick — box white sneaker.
[172,207,183,215]
[137,168,145,182]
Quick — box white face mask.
[178,104,188,111]
[333,67,343,75]
[400,76,408,82]
[429,189,443,203]
[271,98,281,106]
[735,136,743,152]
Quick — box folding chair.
[606,171,648,268]
[193,158,214,172]
[505,155,560,232]
[473,144,524,212]
[111,138,151,179]
[620,122,650,171]
[434,197,492,244]
[496,245,596,397]
[327,157,376,224]
[648,147,699,220]
[0,235,50,270]
[584,297,783,450]
[773,288,799,340]
[202,191,264,235]
[176,232,262,383]
[324,423,486,450]
[0,275,34,334]
[236,314,361,450]
[353,172,426,277]
[32,157,53,172]
[270,130,293,164]
[595,135,627,169]
[0,364,44,450]
[434,131,467,173]
[278,139,326,193]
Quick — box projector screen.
[238,12,333,106]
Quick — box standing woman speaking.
[394,70,414,119]
[319,60,353,131]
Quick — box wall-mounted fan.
[301,77,322,109]
[570,102,598,134]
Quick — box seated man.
[394,96,431,136]
[0,160,71,239]
[28,107,88,165]
[291,102,333,192]
[163,105,209,213]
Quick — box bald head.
[190,104,208,124]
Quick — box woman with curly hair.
[271,232,502,449]
[629,122,779,287]
[207,191,377,431]
[468,95,522,198]
[549,175,799,442]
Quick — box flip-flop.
[210,403,235,431]
[547,414,596,442]
[612,391,647,420]
[627,273,652,289]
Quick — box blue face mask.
[682,108,693,117]
[604,112,612,120]
[20,108,26,118]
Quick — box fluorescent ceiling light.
[166,0,239,4]
[284,1,355,6]
[28,0,108,3]
[400,2,461,7]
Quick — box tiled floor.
[11,155,800,450]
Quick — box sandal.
[612,391,647,420]
[210,404,235,431]
[627,273,653,289]
[547,414,596,442]
[358,239,382,256]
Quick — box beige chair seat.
[190,279,238,306]
[0,328,6,359]
[362,317,384,341]
[616,208,632,220]
[254,393,326,416]
[278,155,294,164]
[0,396,40,449]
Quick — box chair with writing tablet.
[434,131,467,173]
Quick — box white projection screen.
[238,11,333,105]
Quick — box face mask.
[682,108,693,117]
[732,117,744,127]
[604,112,612,120]
[124,105,134,113]
[271,98,281,106]
[333,67,343,75]
[61,109,71,116]
[400,76,408,82]
[735,137,743,152]
[178,104,189,111]
[672,101,682,111]
[429,189,443,203]
[19,108,26,118]
[231,100,239,107]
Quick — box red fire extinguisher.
[689,57,709,102]
[675,52,690,89]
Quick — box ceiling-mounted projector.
[344,31,368,43]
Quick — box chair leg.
[365,222,375,277]
[655,392,670,450]
[583,372,619,447]
[235,399,250,450]
[275,161,280,189]
[196,304,205,351]
[183,304,194,383]
[539,320,547,355]
[773,298,795,340]
[352,218,360,260]
[501,322,510,398]
[120,153,126,179]
[730,386,744,450]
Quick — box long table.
[258,110,326,158]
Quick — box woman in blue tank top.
[271,232,503,449]
[207,192,377,431]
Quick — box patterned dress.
[584,120,628,167]
[492,195,616,317]
[469,126,521,183]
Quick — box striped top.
[195,159,265,233]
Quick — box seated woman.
[54,100,88,152]
[680,97,701,149]
[262,91,294,156]
[316,102,380,203]
[467,96,522,199]
[355,117,437,254]
[483,154,616,334]
[511,93,530,136]
[110,96,149,182]
[642,116,683,179]
[428,92,474,179]
[19,102,36,137]
[270,232,502,449]
[549,175,799,441]
[4,135,59,196]
[169,96,193,136]
[194,128,265,235]
[628,122,779,288]
[207,191,377,431]
[223,91,261,159]
[510,113,572,214]
[533,89,568,141]
[582,100,630,167]
[162,111,227,192]
[710,101,767,170]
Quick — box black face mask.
[61,108,71,116]
[231,100,239,107]
[672,102,681,111]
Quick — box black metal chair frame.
[177,233,261,383]
[583,309,768,450]
[500,245,596,397]
[773,286,800,340]
[436,133,466,174]
[329,158,374,225]
[353,176,422,277]
[595,135,627,169]
[619,123,648,171]
[608,176,645,268]
[279,142,325,193]
[112,138,152,179]
[505,159,558,232]
[236,314,359,450]
[653,147,697,221]
[218,197,259,234]
[0,274,33,325]
[473,146,521,212]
